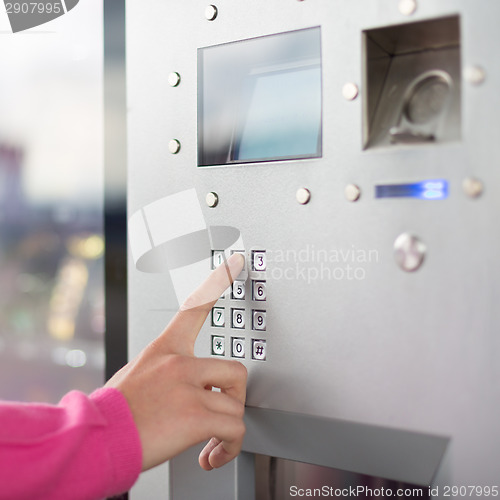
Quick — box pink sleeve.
[0,387,142,500]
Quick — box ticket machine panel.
[127,1,500,498]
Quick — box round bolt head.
[345,184,361,202]
[205,4,218,20]
[168,139,181,154]
[168,72,181,87]
[464,66,486,86]
[394,233,426,272]
[206,192,219,208]
[462,177,483,198]
[296,187,311,205]
[342,82,359,101]
[399,0,417,16]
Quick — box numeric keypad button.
[252,251,266,271]
[212,336,225,356]
[252,310,266,331]
[231,338,245,358]
[212,307,225,327]
[253,281,266,301]
[232,281,246,300]
[232,308,245,329]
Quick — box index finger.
[160,252,245,355]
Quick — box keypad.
[210,249,268,361]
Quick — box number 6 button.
[253,281,266,301]
[253,310,266,331]
[232,308,245,329]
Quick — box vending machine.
[126,0,500,497]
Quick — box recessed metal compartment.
[363,16,461,149]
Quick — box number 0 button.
[252,251,266,271]
[232,338,245,358]
[232,308,245,329]
[253,310,266,331]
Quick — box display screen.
[198,27,322,166]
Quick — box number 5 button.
[253,310,266,331]
[232,280,245,300]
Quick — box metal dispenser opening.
[363,16,461,149]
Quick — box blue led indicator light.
[376,180,448,200]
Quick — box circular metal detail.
[296,188,311,205]
[168,72,181,87]
[399,0,417,16]
[205,5,218,21]
[168,139,181,154]
[345,184,361,202]
[342,82,359,101]
[463,66,486,86]
[404,73,451,124]
[206,192,219,208]
[462,177,483,198]
[394,233,426,272]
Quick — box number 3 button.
[252,251,266,271]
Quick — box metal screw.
[168,72,181,87]
[399,0,417,16]
[296,188,311,205]
[342,82,359,101]
[394,233,426,272]
[464,66,486,86]
[345,184,361,202]
[462,177,483,198]
[168,139,181,154]
[206,192,219,208]
[205,5,218,21]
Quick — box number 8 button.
[232,308,245,329]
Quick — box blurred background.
[0,0,127,403]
